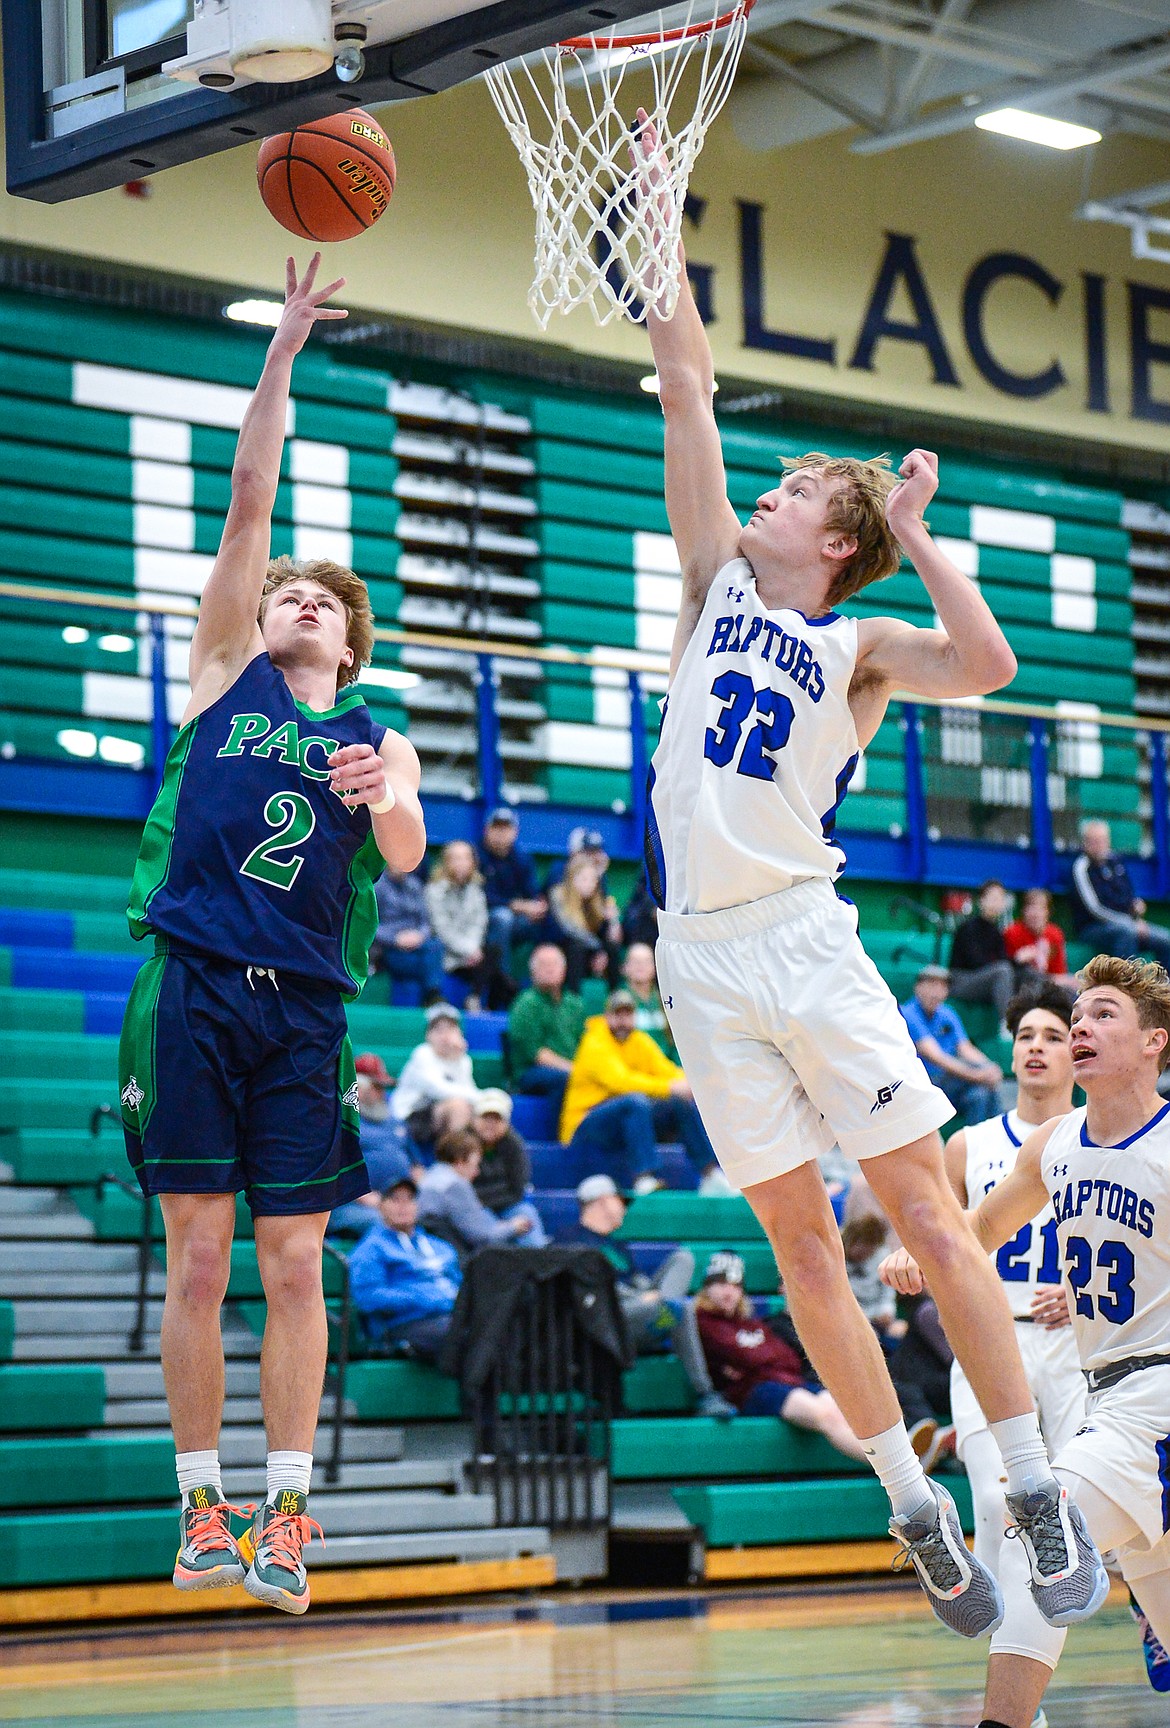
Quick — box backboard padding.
[4,0,656,201]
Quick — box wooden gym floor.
[0,1582,1161,1727]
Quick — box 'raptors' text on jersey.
[1041,1102,1170,1375]
[647,559,861,915]
[966,1111,1063,1319]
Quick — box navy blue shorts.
[118,941,368,1216]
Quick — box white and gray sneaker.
[1005,1482,1110,1626]
[889,1480,1004,1639]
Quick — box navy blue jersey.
[128,654,388,995]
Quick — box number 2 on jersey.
[239,793,316,892]
[703,671,795,781]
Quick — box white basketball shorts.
[1054,1362,1170,1559]
[951,1320,1086,1463]
[654,876,953,1191]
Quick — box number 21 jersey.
[647,558,861,915]
[127,654,387,996]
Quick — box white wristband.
[369,789,396,814]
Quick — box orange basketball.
[257,108,396,243]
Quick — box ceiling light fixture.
[974,109,1101,151]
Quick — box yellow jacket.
[559,1015,682,1143]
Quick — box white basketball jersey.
[1041,1102,1170,1375]
[646,559,861,915]
[966,1111,1063,1319]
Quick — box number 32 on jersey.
[703,672,795,781]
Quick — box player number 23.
[703,671,795,781]
[1064,1234,1136,1326]
[239,792,317,892]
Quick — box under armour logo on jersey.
[869,1080,903,1114]
[663,995,674,1009]
[121,1075,145,1111]
[1053,1163,1069,1178]
[341,1081,360,1110]
[726,584,744,602]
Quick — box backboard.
[3,0,656,202]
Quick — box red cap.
[355,1052,393,1087]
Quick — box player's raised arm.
[634,115,742,680]
[854,449,1017,704]
[186,255,346,715]
[881,1120,1057,1295]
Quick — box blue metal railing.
[2,579,1169,901]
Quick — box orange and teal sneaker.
[240,1491,323,1615]
[173,1488,246,1591]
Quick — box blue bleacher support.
[10,948,143,992]
[0,909,73,947]
[83,992,132,1035]
[512,1096,558,1141]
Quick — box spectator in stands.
[565,1174,735,1419]
[347,1176,461,1362]
[840,1214,905,1353]
[622,942,676,1057]
[947,879,1016,1037]
[372,868,447,1005]
[621,876,660,950]
[390,1003,479,1150]
[506,944,586,1108]
[471,1088,549,1246]
[327,1053,418,1237]
[560,989,730,1195]
[547,851,622,991]
[425,840,518,1011]
[1003,887,1074,986]
[478,806,548,964]
[417,1127,535,1256]
[546,826,611,889]
[900,965,1003,1126]
[694,1252,866,1459]
[887,1296,957,1471]
[1071,818,1170,969]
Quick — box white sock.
[176,1450,223,1506]
[990,1413,1054,1497]
[266,1450,313,1503]
[859,1421,932,1520]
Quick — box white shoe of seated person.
[631,1174,666,1197]
[698,1167,735,1197]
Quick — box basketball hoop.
[484,2,754,329]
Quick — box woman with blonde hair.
[425,840,517,1010]
[548,851,621,990]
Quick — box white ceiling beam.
[742,36,884,130]
[886,0,978,127]
[820,7,1048,76]
[851,36,1170,153]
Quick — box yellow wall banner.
[4,74,1170,454]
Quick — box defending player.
[884,955,1170,1711]
[634,114,1105,1637]
[946,983,1085,1728]
[118,257,426,1613]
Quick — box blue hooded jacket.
[348,1221,462,1341]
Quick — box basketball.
[257,108,396,243]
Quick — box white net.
[484,2,752,329]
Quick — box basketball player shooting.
[118,255,426,1614]
[632,115,1106,1638]
[884,957,1170,1707]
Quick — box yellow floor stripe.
[0,1555,556,1627]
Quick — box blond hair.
[780,452,902,608]
[695,1285,754,1321]
[260,556,374,691]
[1079,954,1170,1071]
[431,839,483,887]
[555,852,607,937]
